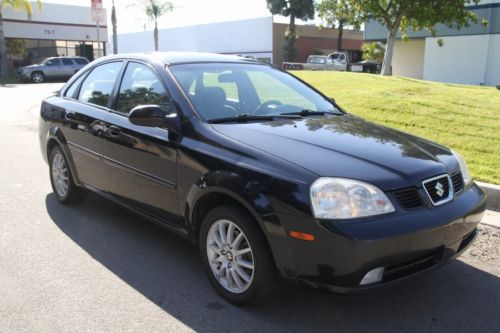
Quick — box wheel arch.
[45,127,81,185]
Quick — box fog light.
[360,267,384,285]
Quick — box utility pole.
[112,0,117,54]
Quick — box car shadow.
[45,193,500,332]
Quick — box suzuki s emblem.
[435,182,445,197]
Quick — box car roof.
[93,52,263,66]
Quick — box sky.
[43,0,321,34]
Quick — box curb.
[477,181,500,211]
[481,210,500,229]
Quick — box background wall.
[109,17,273,62]
[392,39,425,79]
[423,35,500,86]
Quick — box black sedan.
[39,52,486,304]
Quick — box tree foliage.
[345,0,481,75]
[267,0,314,61]
[317,0,363,51]
[0,0,42,77]
[361,42,385,62]
[6,38,26,58]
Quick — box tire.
[199,205,276,305]
[49,146,87,205]
[31,71,44,83]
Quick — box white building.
[364,0,500,86]
[2,1,107,67]
[109,17,274,64]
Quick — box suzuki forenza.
[39,52,487,304]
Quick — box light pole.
[111,0,117,54]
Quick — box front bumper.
[278,183,487,292]
[16,72,30,81]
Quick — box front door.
[102,61,179,224]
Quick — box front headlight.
[310,177,395,219]
[451,149,472,186]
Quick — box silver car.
[16,57,89,83]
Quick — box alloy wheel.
[206,219,255,293]
[32,73,43,83]
[51,153,69,198]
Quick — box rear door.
[61,61,124,191]
[61,58,77,77]
[102,61,179,224]
[44,58,64,78]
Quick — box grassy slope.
[294,71,500,184]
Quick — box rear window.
[74,58,89,65]
[62,58,74,66]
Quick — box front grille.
[393,187,424,210]
[383,249,443,282]
[423,174,453,206]
[451,172,464,194]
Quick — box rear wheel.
[49,146,87,204]
[199,206,276,305]
[31,72,44,83]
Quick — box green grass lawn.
[294,71,500,185]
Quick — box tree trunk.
[111,2,118,54]
[0,11,8,78]
[381,28,397,76]
[285,13,296,62]
[154,20,159,51]
[337,19,344,51]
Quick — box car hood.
[212,114,458,190]
[20,64,41,70]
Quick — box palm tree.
[111,0,118,54]
[0,0,42,78]
[135,0,174,51]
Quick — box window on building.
[116,62,172,114]
[78,62,122,107]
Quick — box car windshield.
[169,63,341,122]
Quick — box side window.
[64,73,86,99]
[74,58,88,65]
[116,62,172,114]
[78,62,122,107]
[62,58,73,66]
[46,58,61,66]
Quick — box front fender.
[185,170,296,276]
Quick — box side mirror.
[128,105,177,132]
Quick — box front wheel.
[199,206,276,305]
[31,72,44,83]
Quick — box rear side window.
[64,73,86,99]
[116,62,172,114]
[61,58,73,66]
[78,62,122,107]
[74,58,88,65]
[46,58,61,66]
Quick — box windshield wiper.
[280,109,342,117]
[208,113,301,124]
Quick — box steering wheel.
[254,100,283,115]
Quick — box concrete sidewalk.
[482,210,500,229]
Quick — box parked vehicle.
[283,51,381,73]
[16,56,89,83]
[39,52,486,305]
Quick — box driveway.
[1,83,499,332]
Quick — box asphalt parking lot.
[1,82,499,332]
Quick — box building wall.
[110,17,273,62]
[423,35,500,86]
[392,39,425,79]
[273,23,363,65]
[2,1,107,42]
